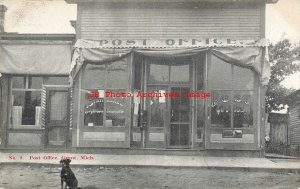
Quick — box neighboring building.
[267,112,289,154]
[64,0,276,157]
[0,5,75,149]
[285,89,300,155]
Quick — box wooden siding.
[288,106,300,149]
[78,5,262,40]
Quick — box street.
[0,164,299,189]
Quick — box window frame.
[9,75,69,129]
[208,54,256,129]
[81,61,129,128]
[146,56,193,86]
[10,76,43,129]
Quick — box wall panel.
[79,5,262,40]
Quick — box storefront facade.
[0,1,276,156]
[0,34,74,149]
[66,0,275,156]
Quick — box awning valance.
[70,39,270,85]
[0,41,72,75]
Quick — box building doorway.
[44,86,70,149]
[144,56,193,149]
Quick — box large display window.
[9,76,69,128]
[81,58,129,127]
[208,55,255,128]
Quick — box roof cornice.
[0,33,75,41]
[65,0,278,4]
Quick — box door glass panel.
[49,91,68,121]
[170,87,190,122]
[170,87,190,147]
[148,87,167,127]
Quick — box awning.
[0,41,72,75]
[70,38,270,85]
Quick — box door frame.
[142,56,195,149]
[144,85,192,149]
[144,85,168,148]
[167,85,192,149]
[44,85,70,149]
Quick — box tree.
[265,39,300,113]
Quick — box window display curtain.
[70,39,270,85]
[0,42,72,75]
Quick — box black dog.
[60,159,78,189]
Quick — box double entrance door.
[145,86,191,148]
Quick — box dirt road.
[0,164,299,189]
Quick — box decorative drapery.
[0,41,72,75]
[70,39,270,85]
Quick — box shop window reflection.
[107,59,128,88]
[84,95,104,126]
[82,58,129,127]
[211,91,231,127]
[233,92,253,128]
[106,90,126,127]
[12,77,25,88]
[209,54,255,128]
[233,66,254,90]
[84,94,127,126]
[208,56,231,89]
[82,64,106,89]
[12,91,41,126]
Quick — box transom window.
[147,56,192,84]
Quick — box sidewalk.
[1,152,300,172]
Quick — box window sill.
[210,126,254,130]
[9,125,43,130]
[84,125,125,128]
